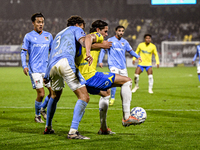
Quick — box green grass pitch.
[0,67,200,150]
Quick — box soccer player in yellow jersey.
[132,34,160,94]
[76,20,144,135]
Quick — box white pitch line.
[0,106,200,111]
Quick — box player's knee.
[80,93,90,103]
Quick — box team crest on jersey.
[45,37,49,41]
[81,32,86,36]
[121,42,124,46]
[96,33,101,37]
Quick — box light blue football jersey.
[45,26,86,79]
[193,45,200,64]
[99,36,139,69]
[21,30,53,73]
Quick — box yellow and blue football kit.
[75,32,115,94]
[132,42,159,72]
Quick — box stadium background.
[0,0,200,66]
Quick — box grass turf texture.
[0,67,200,150]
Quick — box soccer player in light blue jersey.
[43,15,94,139]
[21,13,53,123]
[192,45,200,87]
[99,25,141,105]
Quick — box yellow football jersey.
[132,42,160,66]
[75,32,104,80]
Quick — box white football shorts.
[49,58,85,91]
[31,73,51,89]
[197,63,200,73]
[109,67,128,77]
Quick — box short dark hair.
[31,12,45,22]
[115,25,125,31]
[67,15,85,27]
[90,20,108,33]
[144,34,151,39]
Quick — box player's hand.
[132,60,135,65]
[43,78,49,84]
[138,57,142,63]
[99,63,103,68]
[85,54,93,66]
[102,40,112,49]
[157,64,159,68]
[23,67,29,76]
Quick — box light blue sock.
[46,97,58,127]
[71,100,87,130]
[111,87,116,99]
[198,74,200,82]
[40,95,50,109]
[35,101,42,115]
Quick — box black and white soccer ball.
[130,107,147,123]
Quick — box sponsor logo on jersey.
[141,50,151,54]
[45,37,49,41]
[105,81,109,86]
[96,33,101,37]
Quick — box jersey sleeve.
[21,34,29,51]
[49,34,53,52]
[21,50,27,69]
[98,49,106,63]
[75,28,86,42]
[153,45,160,65]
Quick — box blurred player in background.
[192,44,200,87]
[98,25,141,106]
[132,34,159,94]
[76,20,143,135]
[21,12,53,123]
[43,15,94,140]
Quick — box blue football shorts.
[138,65,152,72]
[86,72,115,95]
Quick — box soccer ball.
[130,107,147,123]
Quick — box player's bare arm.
[91,40,112,50]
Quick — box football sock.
[148,75,153,90]
[198,74,200,82]
[99,95,110,131]
[35,100,42,115]
[121,81,132,120]
[46,97,58,127]
[40,95,50,109]
[70,100,87,130]
[134,74,139,87]
[111,87,116,99]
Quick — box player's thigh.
[146,67,153,75]
[119,68,128,77]
[31,73,45,89]
[74,86,89,102]
[112,74,132,87]
[110,67,120,74]
[56,58,86,92]
[135,66,142,74]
